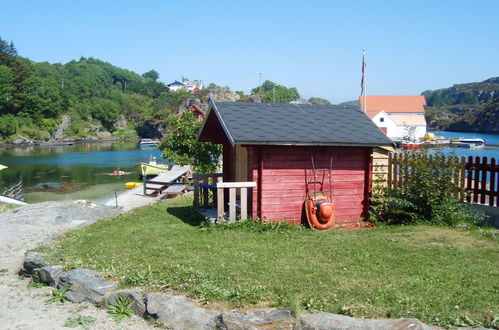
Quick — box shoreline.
[0,136,141,149]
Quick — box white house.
[166,80,185,92]
[167,80,204,92]
[359,95,427,141]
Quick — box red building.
[198,101,393,224]
[187,104,206,121]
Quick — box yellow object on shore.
[0,164,7,171]
[125,182,143,190]
[424,133,435,141]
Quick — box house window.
[380,118,384,123]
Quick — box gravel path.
[0,201,155,330]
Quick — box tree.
[0,65,15,112]
[309,97,331,105]
[251,80,300,103]
[142,69,159,81]
[16,76,66,118]
[160,111,221,173]
[0,114,16,137]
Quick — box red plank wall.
[250,146,371,224]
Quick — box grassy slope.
[41,197,498,327]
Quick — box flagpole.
[363,49,367,113]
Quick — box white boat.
[139,138,160,148]
[452,138,485,148]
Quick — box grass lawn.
[41,196,498,327]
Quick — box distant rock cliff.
[423,77,499,133]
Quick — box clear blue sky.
[2,0,498,103]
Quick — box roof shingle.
[201,101,393,147]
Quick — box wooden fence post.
[490,158,497,206]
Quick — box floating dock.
[104,165,189,212]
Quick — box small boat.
[135,157,169,176]
[139,138,160,148]
[451,138,485,148]
[402,141,423,149]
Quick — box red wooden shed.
[198,101,393,224]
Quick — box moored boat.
[402,141,423,149]
[451,138,485,148]
[135,157,169,176]
[138,138,160,148]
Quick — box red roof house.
[359,96,427,140]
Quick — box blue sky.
[2,0,498,103]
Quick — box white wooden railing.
[193,174,256,222]
[216,182,256,222]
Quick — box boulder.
[105,289,146,317]
[37,265,64,286]
[145,293,220,329]
[57,269,117,305]
[20,252,48,276]
[217,308,294,329]
[300,313,428,330]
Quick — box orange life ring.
[305,193,335,230]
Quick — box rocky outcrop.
[57,269,117,305]
[52,115,71,140]
[216,308,295,329]
[145,293,220,329]
[19,252,48,276]
[105,289,147,317]
[37,265,64,286]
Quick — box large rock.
[57,269,117,305]
[37,265,64,286]
[145,293,220,329]
[105,289,146,317]
[216,308,294,329]
[20,252,48,276]
[300,313,428,330]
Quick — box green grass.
[40,197,499,327]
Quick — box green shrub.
[0,114,17,137]
[371,151,482,226]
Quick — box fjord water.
[427,131,499,160]
[0,142,165,203]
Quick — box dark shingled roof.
[201,101,394,147]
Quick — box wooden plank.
[387,152,393,189]
[202,176,209,208]
[480,157,488,204]
[217,187,224,222]
[240,187,248,220]
[466,156,473,203]
[490,158,497,206]
[392,153,398,189]
[164,184,187,193]
[459,156,466,202]
[229,187,236,222]
[473,156,480,203]
[217,182,256,188]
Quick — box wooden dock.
[104,165,189,212]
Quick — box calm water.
[427,131,499,161]
[0,142,166,203]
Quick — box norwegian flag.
[360,52,366,95]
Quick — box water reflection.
[0,141,168,203]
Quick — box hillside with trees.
[423,77,499,133]
[0,36,334,143]
[0,37,190,142]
